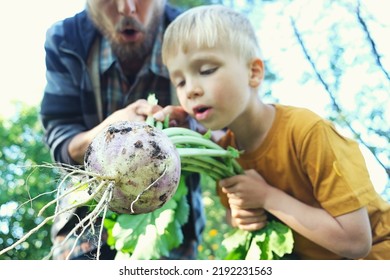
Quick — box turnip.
[84,120,181,214]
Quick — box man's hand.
[68,99,162,164]
[106,99,162,124]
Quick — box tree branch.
[290,17,389,177]
[356,0,390,81]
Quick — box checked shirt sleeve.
[40,21,91,165]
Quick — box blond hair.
[162,5,261,64]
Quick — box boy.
[157,5,390,259]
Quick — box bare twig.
[290,17,389,177]
[356,0,390,81]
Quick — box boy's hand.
[153,105,189,127]
[219,169,271,209]
[229,207,268,231]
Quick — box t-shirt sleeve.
[299,120,375,216]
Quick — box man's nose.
[117,0,137,17]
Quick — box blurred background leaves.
[0,105,58,259]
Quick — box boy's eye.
[200,67,217,75]
[176,80,185,88]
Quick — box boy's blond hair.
[162,5,261,64]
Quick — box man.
[40,0,204,260]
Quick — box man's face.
[87,0,165,61]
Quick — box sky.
[0,0,388,192]
[0,1,85,118]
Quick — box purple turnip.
[84,121,181,214]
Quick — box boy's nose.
[186,83,204,100]
[117,0,137,16]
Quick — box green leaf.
[224,248,247,260]
[174,190,189,226]
[202,129,212,139]
[161,219,184,251]
[254,221,294,260]
[106,174,190,259]
[172,174,189,202]
[103,215,117,247]
[222,228,248,251]
[264,220,294,258]
[257,233,271,260]
[130,204,176,259]
[111,212,151,253]
[227,146,241,158]
[245,232,265,260]
[222,229,250,260]
[222,221,294,260]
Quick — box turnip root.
[85,121,181,214]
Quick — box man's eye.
[200,67,217,75]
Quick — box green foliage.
[105,175,189,259]
[0,104,58,260]
[223,221,293,260]
[197,175,293,260]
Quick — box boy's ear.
[248,58,264,88]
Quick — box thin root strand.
[0,179,110,258]
[130,165,168,213]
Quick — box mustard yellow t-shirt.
[217,104,390,259]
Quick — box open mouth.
[193,106,212,120]
[194,106,210,114]
[122,29,137,36]
[119,28,141,42]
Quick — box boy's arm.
[264,187,372,259]
[220,170,372,259]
